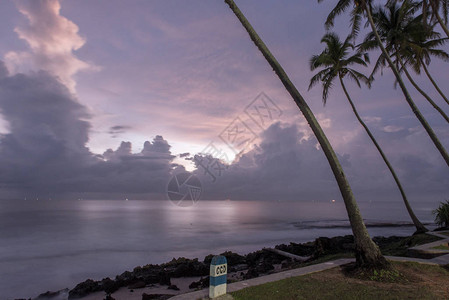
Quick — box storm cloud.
[193,121,449,204]
[0,63,446,203]
[0,61,178,199]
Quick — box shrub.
[433,200,449,229]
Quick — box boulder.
[188,276,209,289]
[128,281,146,289]
[69,279,101,299]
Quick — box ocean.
[0,199,438,299]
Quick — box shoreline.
[27,232,443,300]
[1,199,438,299]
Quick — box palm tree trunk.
[339,76,428,234]
[420,59,449,106]
[429,1,449,38]
[363,1,449,167]
[225,0,387,268]
[399,59,449,123]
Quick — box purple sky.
[0,0,447,204]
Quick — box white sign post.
[209,255,227,299]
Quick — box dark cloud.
[193,121,448,203]
[0,60,446,203]
[193,122,340,201]
[0,63,178,199]
[108,125,132,137]
[0,61,8,79]
[179,152,190,158]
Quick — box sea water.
[0,199,437,299]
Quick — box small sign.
[209,255,227,298]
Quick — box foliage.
[308,32,370,104]
[361,1,448,78]
[368,268,403,282]
[375,234,442,256]
[433,200,449,228]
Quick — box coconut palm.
[387,1,449,104]
[421,0,449,38]
[318,0,449,166]
[309,32,428,234]
[433,199,449,228]
[402,20,449,106]
[414,39,449,106]
[390,0,449,37]
[225,0,387,268]
[362,1,449,122]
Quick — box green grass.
[231,262,449,300]
[432,244,449,250]
[378,234,443,256]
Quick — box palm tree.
[388,0,449,105]
[392,0,449,37]
[362,1,449,122]
[318,0,449,166]
[402,20,449,106]
[422,0,449,38]
[224,0,387,268]
[416,43,449,106]
[309,32,428,234]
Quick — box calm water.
[0,199,437,299]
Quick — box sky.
[0,0,447,204]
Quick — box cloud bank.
[0,61,177,199]
[4,0,94,92]
[0,58,446,203]
[192,121,448,203]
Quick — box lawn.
[376,233,443,256]
[231,261,449,300]
[432,244,449,251]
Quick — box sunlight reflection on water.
[0,199,437,299]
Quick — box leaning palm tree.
[391,0,449,37]
[388,0,449,105]
[318,0,449,166]
[309,32,428,234]
[421,0,449,38]
[414,38,449,106]
[225,0,387,268]
[362,1,449,122]
[402,20,449,106]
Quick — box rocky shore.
[23,234,441,300]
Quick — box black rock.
[275,241,315,257]
[158,272,171,286]
[204,251,246,266]
[100,277,120,294]
[35,289,69,299]
[312,235,355,258]
[128,281,146,289]
[167,284,180,291]
[255,261,274,274]
[243,268,259,279]
[69,279,101,299]
[188,276,209,289]
[141,293,173,300]
[170,259,208,277]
